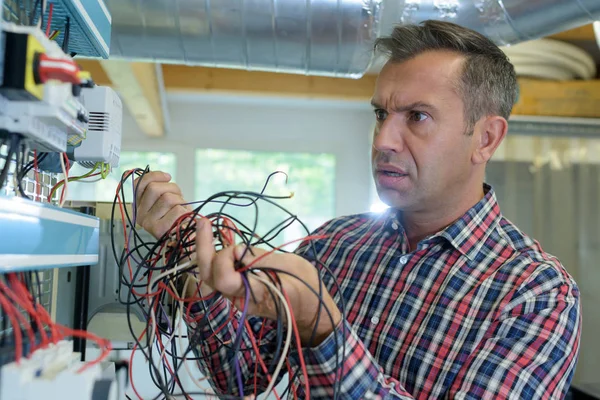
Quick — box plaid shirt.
[188,185,581,399]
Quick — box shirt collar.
[437,184,502,261]
[383,184,502,260]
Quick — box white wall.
[120,93,375,217]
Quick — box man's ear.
[472,116,508,165]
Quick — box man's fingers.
[137,182,182,219]
[133,171,171,206]
[233,245,291,273]
[145,191,185,223]
[135,183,183,238]
[144,203,190,239]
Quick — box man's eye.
[409,111,428,122]
[374,109,388,121]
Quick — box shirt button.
[391,222,399,230]
[400,256,408,264]
[371,315,380,325]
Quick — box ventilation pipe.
[104,0,600,78]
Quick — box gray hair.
[374,20,518,133]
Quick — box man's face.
[371,51,478,212]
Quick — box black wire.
[62,17,70,54]
[15,143,28,199]
[0,134,20,191]
[16,152,49,199]
[29,0,41,25]
[113,168,346,399]
[39,0,44,32]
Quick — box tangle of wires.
[0,271,111,370]
[113,167,347,400]
[0,133,39,198]
[0,132,73,203]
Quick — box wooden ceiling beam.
[161,65,378,100]
[76,59,600,118]
[548,23,596,42]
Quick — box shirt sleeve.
[287,263,581,399]
[186,296,284,397]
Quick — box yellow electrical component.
[25,35,46,100]
[77,70,92,83]
[0,32,45,100]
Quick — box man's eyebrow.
[370,100,437,113]
[370,100,383,108]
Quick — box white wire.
[176,277,210,389]
[148,258,194,348]
[146,259,292,397]
[159,280,184,362]
[36,0,46,29]
[251,274,292,399]
[59,153,68,207]
[152,275,210,391]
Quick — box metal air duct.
[104,0,600,78]
[105,0,383,78]
[379,0,600,45]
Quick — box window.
[195,149,336,247]
[66,152,177,202]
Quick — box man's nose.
[372,116,405,154]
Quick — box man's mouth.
[380,171,406,177]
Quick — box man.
[134,20,581,399]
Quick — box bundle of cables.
[47,161,110,205]
[0,272,112,370]
[0,133,48,201]
[501,38,597,80]
[113,167,346,400]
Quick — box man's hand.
[133,171,215,298]
[133,171,191,239]
[195,217,342,346]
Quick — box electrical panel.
[4,0,111,58]
[0,23,92,152]
[0,2,124,399]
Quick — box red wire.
[253,320,268,397]
[116,174,320,398]
[236,234,328,274]
[229,230,325,398]
[243,320,282,400]
[2,276,48,350]
[0,278,37,351]
[45,3,53,37]
[279,282,310,400]
[3,275,112,370]
[32,303,112,372]
[286,359,299,400]
[129,329,147,400]
[0,291,24,362]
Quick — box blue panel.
[0,217,98,255]
[38,0,111,58]
[0,195,100,272]
[80,0,111,53]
